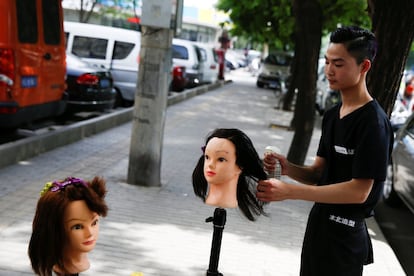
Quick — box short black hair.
[330,26,377,64]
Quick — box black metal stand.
[205,208,226,276]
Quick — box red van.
[0,0,67,129]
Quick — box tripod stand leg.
[206,208,226,276]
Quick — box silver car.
[256,52,293,91]
[383,112,414,213]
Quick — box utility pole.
[127,0,180,186]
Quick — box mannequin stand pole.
[205,208,226,276]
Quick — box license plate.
[21,76,37,88]
[100,79,110,88]
[269,81,278,88]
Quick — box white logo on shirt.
[329,214,356,227]
[334,145,355,155]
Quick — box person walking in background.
[28,176,108,276]
[256,26,393,276]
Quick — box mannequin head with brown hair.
[192,128,267,221]
[28,176,108,276]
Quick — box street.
[375,200,414,275]
[0,69,407,275]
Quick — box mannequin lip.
[205,171,216,177]
[82,239,95,246]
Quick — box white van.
[64,21,141,106]
[172,38,202,88]
[194,42,219,84]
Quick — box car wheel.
[256,81,264,88]
[113,89,125,108]
[383,161,402,207]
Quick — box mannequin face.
[64,200,100,254]
[203,137,241,186]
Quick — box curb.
[0,80,230,169]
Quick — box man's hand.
[256,179,290,202]
[263,152,289,176]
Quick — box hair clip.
[201,145,206,153]
[40,177,88,196]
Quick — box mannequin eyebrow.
[215,150,229,154]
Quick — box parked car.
[172,38,202,88]
[256,52,293,91]
[170,65,188,92]
[64,21,141,107]
[383,112,414,213]
[194,42,219,84]
[65,53,115,113]
[390,93,413,131]
[315,64,340,115]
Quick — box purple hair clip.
[51,177,88,192]
[40,177,88,196]
[201,145,206,153]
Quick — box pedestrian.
[256,26,393,276]
[192,128,268,221]
[28,176,108,276]
[402,75,414,111]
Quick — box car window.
[212,49,218,63]
[172,45,189,60]
[197,47,207,62]
[42,0,61,45]
[406,116,414,135]
[16,0,38,43]
[72,36,108,59]
[64,32,69,49]
[265,54,292,66]
[113,41,134,60]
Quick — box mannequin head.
[28,176,108,276]
[192,128,267,221]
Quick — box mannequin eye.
[71,224,83,230]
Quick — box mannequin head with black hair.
[192,128,267,221]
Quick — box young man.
[256,26,393,276]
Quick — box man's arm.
[256,177,374,204]
[286,156,325,185]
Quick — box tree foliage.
[216,0,294,50]
[216,0,370,51]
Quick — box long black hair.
[192,128,267,221]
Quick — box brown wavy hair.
[28,176,108,276]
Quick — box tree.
[216,0,294,50]
[73,0,139,23]
[286,0,322,164]
[367,0,414,115]
[78,0,98,22]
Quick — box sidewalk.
[0,69,406,275]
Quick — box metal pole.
[206,208,226,276]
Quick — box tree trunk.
[367,0,414,115]
[283,54,298,112]
[127,27,173,186]
[287,0,322,165]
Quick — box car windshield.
[264,54,292,66]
